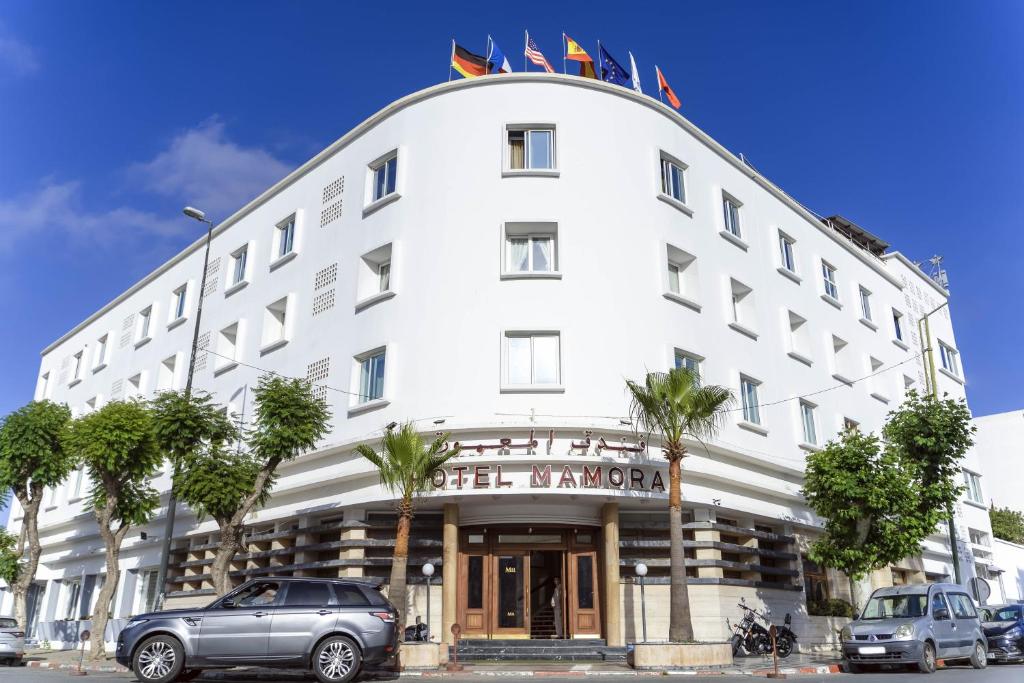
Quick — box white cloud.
[0,179,184,252]
[130,117,293,219]
[0,23,39,77]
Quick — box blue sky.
[0,0,1021,426]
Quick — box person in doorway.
[551,576,563,638]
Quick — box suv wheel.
[918,641,937,674]
[313,635,362,683]
[133,635,185,683]
[970,641,987,669]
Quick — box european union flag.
[599,45,630,87]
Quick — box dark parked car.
[116,577,398,683]
[982,603,1024,663]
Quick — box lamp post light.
[422,563,435,641]
[153,206,216,611]
[635,563,648,643]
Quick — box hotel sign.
[430,463,665,493]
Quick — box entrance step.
[452,639,626,662]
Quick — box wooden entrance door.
[568,541,601,637]
[492,552,530,637]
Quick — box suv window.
[359,585,390,606]
[335,584,371,607]
[947,593,978,619]
[232,581,280,607]
[282,581,333,607]
[0,618,16,629]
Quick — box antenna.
[928,254,949,290]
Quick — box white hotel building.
[3,74,994,650]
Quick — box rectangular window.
[722,196,742,238]
[371,154,398,201]
[664,245,698,305]
[779,233,796,272]
[138,570,159,614]
[740,375,761,425]
[127,373,143,399]
[963,470,983,504]
[939,342,959,376]
[667,262,680,294]
[788,311,811,360]
[843,417,860,432]
[94,335,108,369]
[378,261,391,292]
[832,335,851,381]
[357,243,395,305]
[507,235,554,273]
[505,333,560,386]
[172,285,187,320]
[803,557,830,603]
[138,306,153,341]
[158,355,177,391]
[508,128,553,170]
[70,466,85,499]
[231,245,248,286]
[660,156,686,203]
[893,309,904,341]
[261,297,289,348]
[216,323,240,370]
[63,580,82,621]
[728,278,755,332]
[859,287,872,321]
[800,401,817,445]
[71,351,84,382]
[38,372,50,400]
[358,350,386,403]
[277,216,296,259]
[822,262,839,300]
[674,350,701,376]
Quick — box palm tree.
[356,423,461,631]
[626,367,734,642]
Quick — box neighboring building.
[992,539,1024,604]
[972,410,1024,510]
[1,73,986,650]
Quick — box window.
[261,297,290,350]
[502,222,558,278]
[939,341,960,377]
[127,373,144,399]
[70,466,85,499]
[659,155,686,203]
[370,153,398,201]
[93,335,108,370]
[787,311,811,362]
[803,557,829,603]
[800,401,818,445]
[821,261,839,301]
[230,245,249,287]
[869,357,888,401]
[674,350,701,376]
[778,232,796,273]
[157,354,177,391]
[378,261,391,292]
[357,243,396,307]
[843,417,860,432]
[930,592,949,617]
[963,470,983,505]
[504,332,561,388]
[859,287,872,322]
[728,279,756,336]
[357,349,386,404]
[71,351,84,384]
[137,306,153,343]
[336,585,372,607]
[892,309,905,342]
[216,323,240,372]
[969,528,990,547]
[831,335,853,382]
[664,244,699,308]
[85,396,97,413]
[171,285,188,321]
[740,375,761,425]
[276,215,296,260]
[947,593,978,619]
[63,579,82,620]
[722,194,742,238]
[37,372,50,400]
[507,127,553,170]
[230,581,280,608]
[137,570,159,614]
[903,374,916,393]
[282,582,333,607]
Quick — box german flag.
[452,43,487,79]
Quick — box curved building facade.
[5,74,991,649]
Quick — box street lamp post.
[153,206,215,611]
[422,563,435,641]
[635,563,648,643]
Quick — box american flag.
[525,33,554,73]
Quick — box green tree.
[626,367,734,642]
[179,376,330,596]
[882,390,975,535]
[802,430,924,608]
[0,529,21,589]
[990,506,1024,545]
[355,423,460,631]
[64,401,162,659]
[0,400,75,630]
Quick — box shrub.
[808,598,856,618]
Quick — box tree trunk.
[667,453,694,642]
[12,490,42,632]
[211,523,244,596]
[90,516,125,660]
[849,574,873,614]
[389,503,412,633]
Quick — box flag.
[656,66,681,109]
[564,34,596,79]
[486,36,512,74]
[525,33,554,73]
[598,44,630,87]
[452,43,487,79]
[628,52,642,93]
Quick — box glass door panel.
[568,547,600,637]
[494,554,529,635]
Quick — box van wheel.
[970,641,987,669]
[313,635,362,683]
[918,641,937,674]
[132,635,185,683]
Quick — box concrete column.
[602,503,623,647]
[442,503,458,644]
[693,507,723,579]
[339,509,367,578]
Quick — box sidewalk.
[21,648,844,678]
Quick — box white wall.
[993,539,1024,604]
[972,410,1024,510]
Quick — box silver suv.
[115,577,398,683]
[841,583,987,673]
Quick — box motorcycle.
[761,608,797,658]
[727,599,772,656]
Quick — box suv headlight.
[893,624,915,641]
[841,625,852,641]
[122,618,149,631]
[1005,625,1023,639]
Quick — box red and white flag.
[525,31,555,73]
[656,65,681,109]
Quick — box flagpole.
[524,30,528,72]
[655,65,663,103]
[448,39,455,82]
[597,39,602,81]
[562,32,567,75]
[485,35,491,75]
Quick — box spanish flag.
[452,43,487,79]
[564,34,596,79]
